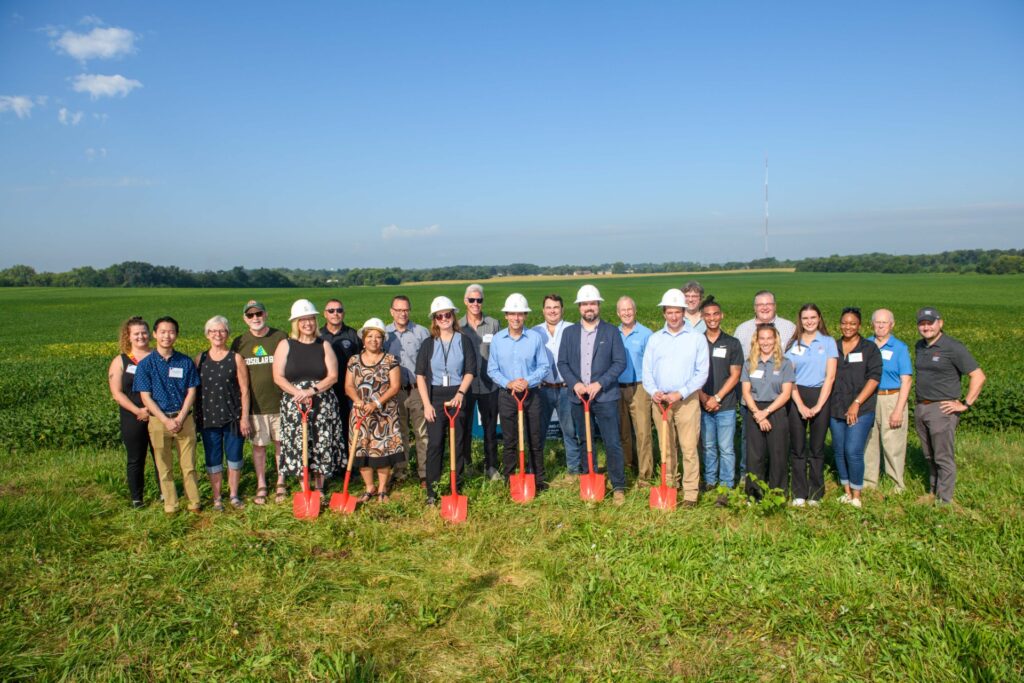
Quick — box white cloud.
[84,147,107,161]
[381,224,441,240]
[93,112,109,123]
[59,107,84,126]
[72,74,142,99]
[0,95,35,118]
[55,26,137,61]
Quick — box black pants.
[425,386,470,496]
[745,400,789,500]
[788,386,830,501]
[461,390,499,470]
[498,389,545,486]
[120,411,154,503]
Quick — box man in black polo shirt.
[913,307,985,505]
[698,297,743,504]
[320,297,361,447]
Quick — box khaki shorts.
[250,413,281,446]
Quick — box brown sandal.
[357,489,377,503]
[274,484,288,503]
[252,486,268,505]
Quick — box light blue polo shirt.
[868,335,913,391]
[618,322,653,383]
[784,332,838,388]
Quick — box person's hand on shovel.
[652,390,680,406]
[574,382,602,401]
[507,378,528,393]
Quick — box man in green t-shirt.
[230,300,288,504]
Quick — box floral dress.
[278,339,343,477]
[347,353,405,469]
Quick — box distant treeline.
[1,249,1020,288]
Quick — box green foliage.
[723,476,788,514]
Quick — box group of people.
[108,282,985,513]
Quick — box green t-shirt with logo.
[230,327,288,414]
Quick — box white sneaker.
[849,498,862,508]
[791,498,806,507]
[838,493,851,504]
[807,500,820,507]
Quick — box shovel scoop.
[330,414,366,514]
[579,394,606,501]
[293,400,322,519]
[650,402,677,511]
[440,402,468,523]
[509,389,535,503]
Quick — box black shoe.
[536,482,550,493]
[702,483,717,493]
[426,496,437,507]
[131,500,145,510]
[715,494,729,508]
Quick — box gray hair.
[616,295,636,310]
[871,308,895,325]
[682,280,704,296]
[204,315,230,335]
[752,290,776,304]
[465,283,484,298]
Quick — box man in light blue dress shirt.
[616,296,655,485]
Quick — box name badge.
[713,347,727,358]
[848,352,863,363]
[749,370,765,379]
[932,355,941,362]
[482,334,494,343]
[169,367,184,379]
[881,349,893,361]
[126,365,137,374]
[790,346,806,356]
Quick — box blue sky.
[1,1,1022,271]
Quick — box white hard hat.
[359,317,386,337]
[501,293,531,313]
[574,284,604,304]
[429,296,459,316]
[657,288,686,308]
[289,299,319,320]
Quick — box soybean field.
[1,272,1022,681]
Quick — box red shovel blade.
[580,473,606,501]
[649,484,677,510]
[509,473,536,503]
[329,471,357,514]
[293,490,321,519]
[440,492,468,523]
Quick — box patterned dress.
[278,339,343,477]
[347,352,405,469]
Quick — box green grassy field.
[1,273,1022,681]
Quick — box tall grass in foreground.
[1,432,1022,681]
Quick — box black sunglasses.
[245,311,265,319]
[466,297,483,304]
[325,307,344,314]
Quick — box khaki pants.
[619,383,654,481]
[397,388,429,480]
[863,392,908,491]
[651,393,701,501]
[149,413,201,512]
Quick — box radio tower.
[763,155,769,258]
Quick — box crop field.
[1,272,1022,681]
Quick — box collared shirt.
[133,349,200,413]
[868,335,913,391]
[458,314,501,393]
[703,330,744,410]
[533,319,570,382]
[580,325,598,384]
[784,331,839,388]
[641,324,710,399]
[741,356,795,403]
[831,337,883,418]
[914,333,979,402]
[684,314,707,334]
[487,328,550,389]
[618,322,653,383]
[385,322,430,386]
[734,316,797,358]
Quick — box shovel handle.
[659,401,670,483]
[299,399,313,423]
[512,388,528,410]
[346,414,366,473]
[444,401,459,494]
[581,393,594,470]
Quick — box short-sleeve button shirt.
[741,356,796,402]
[784,332,839,388]
[133,350,200,413]
[868,335,913,391]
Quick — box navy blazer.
[557,319,627,404]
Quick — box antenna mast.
[763,155,769,258]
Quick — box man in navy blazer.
[557,284,628,503]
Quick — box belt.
[619,381,641,388]
[917,399,951,405]
[877,389,900,396]
[166,410,190,418]
[542,382,565,388]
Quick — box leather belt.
[917,399,948,405]
[542,382,565,388]
[877,389,900,396]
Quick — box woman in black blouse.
[830,307,882,508]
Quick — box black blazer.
[557,319,627,404]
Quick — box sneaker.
[916,493,936,505]
[807,500,820,507]
[612,490,626,506]
[485,467,502,482]
[681,499,698,509]
[838,493,851,504]
[791,498,806,507]
[425,496,437,507]
[131,500,145,510]
[849,498,862,508]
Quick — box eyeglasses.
[466,298,483,304]
[207,329,228,335]
[391,307,410,314]
[325,307,344,314]
[434,311,454,320]
[245,311,265,319]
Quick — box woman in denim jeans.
[195,315,251,510]
[830,308,882,508]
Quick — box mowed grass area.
[1,272,1023,680]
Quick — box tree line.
[1,250,1020,288]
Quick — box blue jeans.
[571,399,626,491]
[830,413,874,490]
[201,424,245,474]
[539,385,582,473]
[701,408,737,488]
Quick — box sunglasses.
[434,311,454,321]
[325,307,344,314]
[245,311,265,319]
[466,297,483,304]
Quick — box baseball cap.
[916,307,941,323]
[243,300,267,315]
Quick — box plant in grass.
[722,475,787,514]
